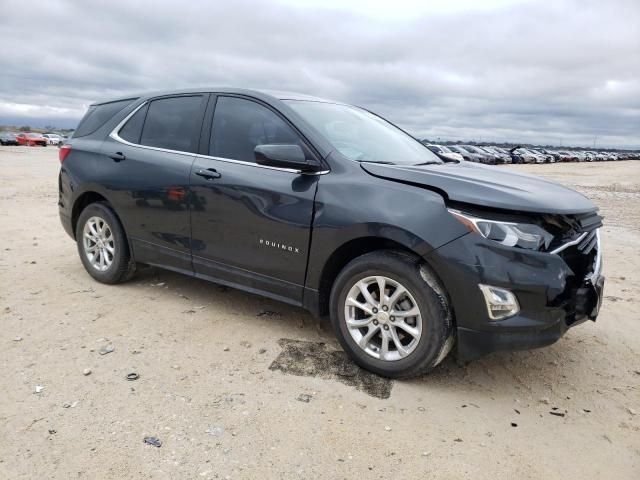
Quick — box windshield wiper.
[359,160,395,164]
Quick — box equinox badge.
[259,239,300,254]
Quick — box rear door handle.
[195,168,221,180]
[109,152,126,162]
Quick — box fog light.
[478,284,520,320]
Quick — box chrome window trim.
[194,153,329,175]
[109,101,329,175]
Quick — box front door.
[189,95,319,303]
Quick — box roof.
[92,87,341,106]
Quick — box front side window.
[140,96,204,153]
[285,100,441,165]
[210,96,306,163]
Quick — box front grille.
[574,211,603,233]
[558,229,600,281]
[543,211,603,323]
[577,229,598,255]
[545,211,602,253]
[555,228,602,324]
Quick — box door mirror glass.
[254,144,317,171]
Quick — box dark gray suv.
[58,88,604,377]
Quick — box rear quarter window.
[118,104,148,144]
[74,99,136,137]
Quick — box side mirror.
[254,144,319,172]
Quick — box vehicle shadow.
[128,265,334,338]
[407,331,607,401]
[127,266,608,400]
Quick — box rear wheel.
[75,202,135,284]
[330,250,454,378]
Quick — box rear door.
[101,94,208,271]
[189,95,320,304]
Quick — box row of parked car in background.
[0,131,71,146]
[1,129,637,164]
[424,143,640,164]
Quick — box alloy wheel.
[344,275,422,361]
[82,216,115,271]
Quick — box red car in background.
[16,133,47,146]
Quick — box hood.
[360,161,597,215]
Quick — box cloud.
[0,0,638,147]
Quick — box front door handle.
[195,168,221,180]
[109,152,126,162]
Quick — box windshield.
[285,101,441,165]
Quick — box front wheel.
[330,250,454,378]
[75,202,135,284]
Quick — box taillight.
[59,145,71,163]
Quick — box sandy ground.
[1,146,639,479]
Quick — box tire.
[75,202,136,284]
[330,250,454,379]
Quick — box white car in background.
[425,144,464,162]
[42,134,63,145]
[510,147,540,164]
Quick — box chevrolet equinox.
[58,88,604,378]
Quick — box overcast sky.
[1,0,639,148]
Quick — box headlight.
[449,209,553,251]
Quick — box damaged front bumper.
[425,229,604,361]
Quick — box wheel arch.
[71,191,132,251]
[315,236,425,317]
[72,191,137,265]
[71,191,110,239]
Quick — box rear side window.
[118,104,148,144]
[74,99,135,137]
[210,96,305,163]
[140,96,204,153]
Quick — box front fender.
[305,161,468,291]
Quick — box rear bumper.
[59,210,74,239]
[58,169,75,239]
[425,232,604,361]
